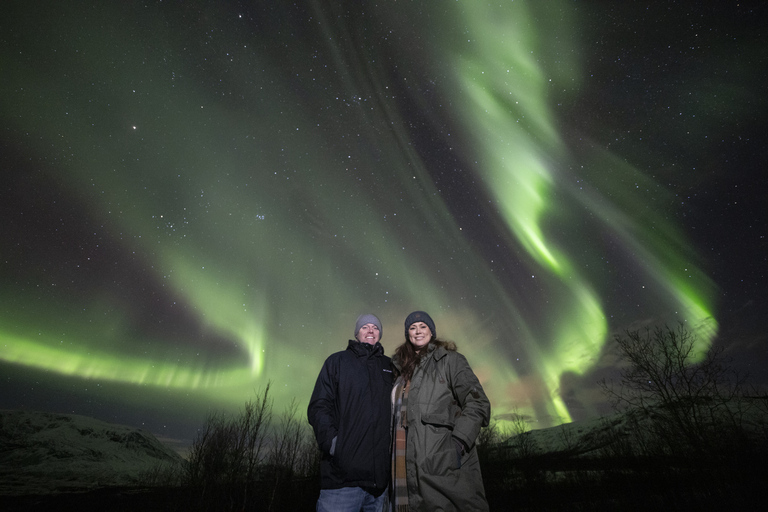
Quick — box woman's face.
[408,321,432,350]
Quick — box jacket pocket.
[421,411,455,430]
[419,425,460,473]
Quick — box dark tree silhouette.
[600,324,749,455]
[183,383,320,511]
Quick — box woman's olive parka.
[393,343,490,511]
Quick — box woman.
[391,311,490,512]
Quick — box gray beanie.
[355,314,382,339]
[404,311,436,339]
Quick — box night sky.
[2,1,766,445]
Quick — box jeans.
[317,487,387,512]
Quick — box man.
[308,314,393,512]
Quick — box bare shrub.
[261,399,321,510]
[137,460,184,487]
[476,419,515,467]
[507,409,540,459]
[600,324,749,457]
[183,383,321,511]
[185,383,273,510]
[556,421,589,456]
[476,420,503,448]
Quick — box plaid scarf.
[392,376,410,512]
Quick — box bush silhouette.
[183,383,319,511]
[599,324,756,457]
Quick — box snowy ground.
[0,409,183,496]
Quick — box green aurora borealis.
[2,1,764,440]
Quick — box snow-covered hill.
[0,409,183,495]
[502,397,768,458]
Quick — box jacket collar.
[392,342,447,370]
[426,343,448,362]
[347,339,383,357]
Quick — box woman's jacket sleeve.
[449,352,490,449]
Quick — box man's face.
[356,323,381,345]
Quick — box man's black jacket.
[307,340,393,492]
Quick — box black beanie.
[404,311,436,339]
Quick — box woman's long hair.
[394,336,456,381]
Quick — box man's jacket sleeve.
[307,356,338,454]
